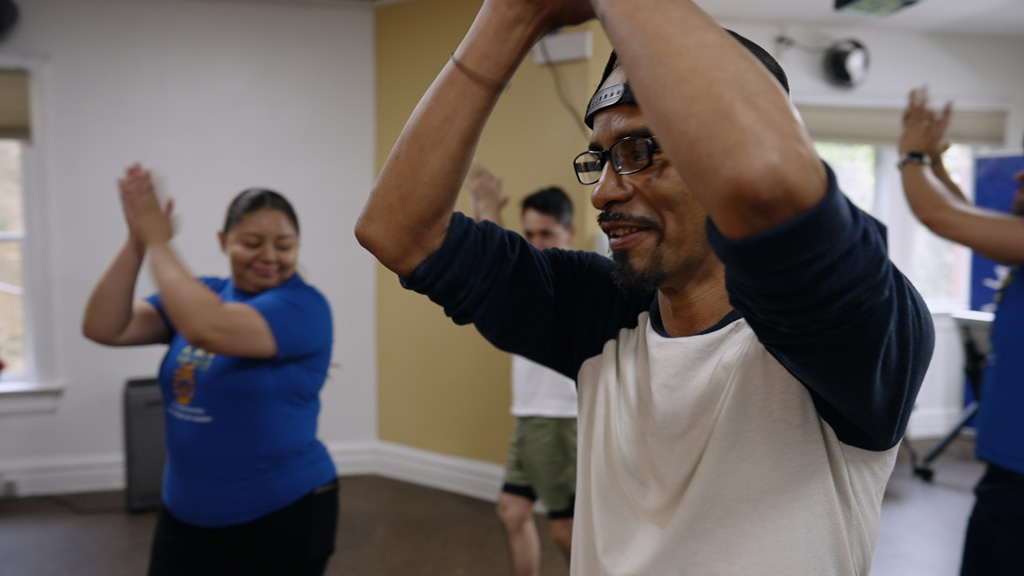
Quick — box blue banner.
[963,152,1024,413]
[971,153,1023,312]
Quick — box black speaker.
[0,1,17,42]
[124,378,166,512]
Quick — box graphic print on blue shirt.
[167,345,216,423]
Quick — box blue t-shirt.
[146,273,336,527]
[976,266,1024,474]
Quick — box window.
[908,145,975,308]
[0,62,58,403]
[814,141,978,310]
[802,104,1006,312]
[0,138,23,377]
[813,142,876,214]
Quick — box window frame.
[813,139,980,312]
[0,54,62,414]
[0,139,28,377]
[798,101,1008,314]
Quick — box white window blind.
[797,104,1006,147]
[0,68,29,140]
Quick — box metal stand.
[909,311,992,482]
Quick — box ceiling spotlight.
[835,0,921,16]
[0,0,17,41]
[823,39,870,88]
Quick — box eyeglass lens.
[574,154,603,185]
[573,138,655,185]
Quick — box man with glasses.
[356,0,934,573]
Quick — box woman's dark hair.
[222,188,299,235]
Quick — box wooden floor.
[0,437,983,576]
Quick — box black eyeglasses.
[573,136,659,185]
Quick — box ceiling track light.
[835,0,922,16]
[0,0,17,42]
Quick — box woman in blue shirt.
[83,163,337,576]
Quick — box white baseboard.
[368,441,504,503]
[907,406,970,439]
[325,439,379,476]
[0,441,504,503]
[0,453,124,497]
[5,419,975,502]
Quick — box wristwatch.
[898,151,931,169]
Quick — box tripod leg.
[912,401,979,481]
[922,401,979,465]
[913,321,987,482]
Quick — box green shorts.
[502,416,577,518]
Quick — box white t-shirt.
[571,313,896,576]
[511,354,577,418]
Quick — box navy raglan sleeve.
[706,162,935,451]
[401,212,649,379]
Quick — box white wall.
[719,21,1024,146]
[0,0,377,495]
[718,19,1024,438]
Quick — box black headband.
[584,82,637,129]
[583,30,789,130]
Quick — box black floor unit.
[123,378,165,512]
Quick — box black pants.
[148,478,339,576]
[961,464,1024,576]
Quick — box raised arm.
[82,169,171,347]
[900,87,968,203]
[591,1,826,240]
[118,165,278,358]
[82,239,170,346]
[354,0,593,276]
[466,162,509,225]
[899,87,1024,265]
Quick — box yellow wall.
[374,0,611,463]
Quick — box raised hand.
[490,0,595,38]
[118,163,174,247]
[900,86,953,159]
[466,162,509,224]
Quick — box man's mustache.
[596,212,660,229]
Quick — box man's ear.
[568,224,577,244]
[218,230,226,252]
